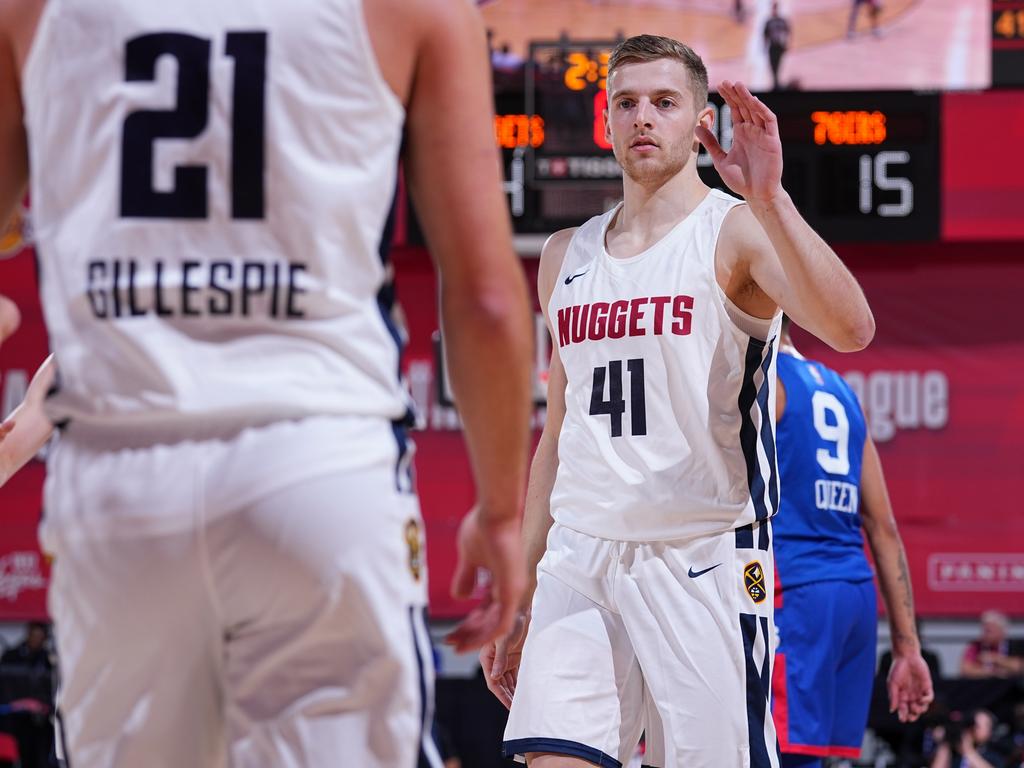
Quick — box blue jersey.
[774,351,873,591]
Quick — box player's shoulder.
[718,197,766,249]
[538,228,577,280]
[365,0,484,55]
[536,228,578,307]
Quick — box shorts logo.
[405,518,423,582]
[744,560,767,604]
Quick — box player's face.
[605,59,708,186]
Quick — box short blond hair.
[607,35,709,109]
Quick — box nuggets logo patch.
[744,561,767,604]
[405,518,423,582]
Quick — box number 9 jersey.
[21,0,412,430]
[548,190,782,542]
[773,350,873,589]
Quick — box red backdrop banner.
[1,241,1022,620]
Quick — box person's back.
[0,1,533,765]
[24,0,408,431]
[772,332,932,766]
[773,349,872,591]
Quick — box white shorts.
[41,416,441,768]
[504,522,779,768]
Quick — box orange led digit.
[565,53,590,91]
[811,110,887,145]
[493,115,545,149]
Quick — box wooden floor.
[482,0,989,91]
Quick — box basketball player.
[481,35,876,768]
[0,0,534,766]
[772,316,933,767]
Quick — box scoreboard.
[492,39,1014,243]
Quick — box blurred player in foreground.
[772,316,933,767]
[483,34,875,768]
[0,0,533,765]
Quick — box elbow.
[831,310,876,353]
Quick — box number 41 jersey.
[21,0,411,430]
[549,190,782,542]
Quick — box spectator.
[0,622,53,768]
[0,623,52,676]
[847,0,883,38]
[763,3,791,91]
[930,710,1003,768]
[491,43,524,73]
[961,611,1024,679]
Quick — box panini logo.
[744,561,767,604]
[0,206,32,257]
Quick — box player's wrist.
[745,187,791,214]
[890,634,922,657]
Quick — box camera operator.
[930,709,1003,768]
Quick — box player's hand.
[695,81,784,204]
[0,294,21,347]
[480,609,530,709]
[887,652,934,723]
[0,419,14,443]
[445,507,525,653]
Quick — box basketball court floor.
[482,0,988,91]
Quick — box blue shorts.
[771,579,876,759]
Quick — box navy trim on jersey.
[736,523,755,549]
[738,337,779,527]
[741,613,778,768]
[756,345,779,522]
[503,738,622,767]
[392,421,414,494]
[378,180,416,427]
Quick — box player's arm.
[396,0,533,649]
[0,3,29,225]
[699,82,874,352]
[0,354,55,487]
[481,227,573,708]
[858,433,934,722]
[518,229,572,611]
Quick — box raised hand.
[695,81,784,204]
[887,652,935,723]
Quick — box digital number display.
[502,41,941,241]
[494,114,545,149]
[811,111,886,146]
[992,0,1024,85]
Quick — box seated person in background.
[961,611,1024,679]
[929,709,1003,768]
[0,623,51,676]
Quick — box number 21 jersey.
[549,190,782,541]
[21,0,410,430]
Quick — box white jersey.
[549,189,782,541]
[22,0,411,430]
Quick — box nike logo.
[687,563,722,579]
[564,269,589,285]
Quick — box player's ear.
[604,106,612,144]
